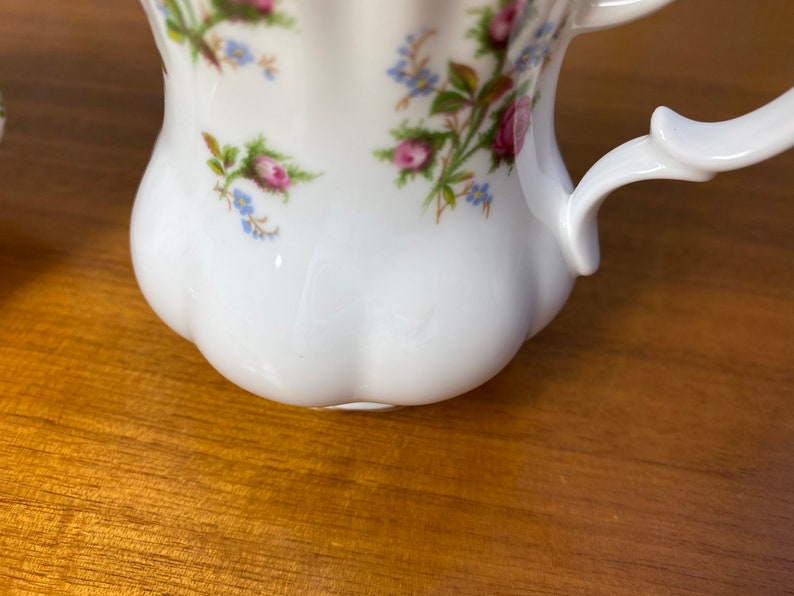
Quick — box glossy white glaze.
[132,0,794,407]
[563,88,794,275]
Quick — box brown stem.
[407,29,437,77]
[247,214,279,237]
[213,182,232,210]
[458,181,474,198]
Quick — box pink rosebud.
[488,0,526,48]
[254,155,291,191]
[230,0,273,14]
[493,96,532,158]
[393,139,433,172]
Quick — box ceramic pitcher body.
[133,0,794,407]
[135,0,586,407]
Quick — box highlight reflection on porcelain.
[133,0,794,409]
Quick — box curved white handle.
[573,0,675,32]
[561,87,794,276]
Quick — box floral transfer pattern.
[156,0,294,79]
[374,0,563,223]
[202,132,320,239]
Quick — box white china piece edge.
[562,88,794,276]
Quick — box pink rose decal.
[377,7,560,224]
[203,131,320,240]
[254,155,291,191]
[230,0,273,14]
[393,139,433,172]
[493,96,532,158]
[488,0,526,48]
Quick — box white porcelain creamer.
[133,0,794,408]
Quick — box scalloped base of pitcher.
[320,402,404,412]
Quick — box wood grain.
[1,2,792,594]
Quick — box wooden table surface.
[1,2,793,594]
